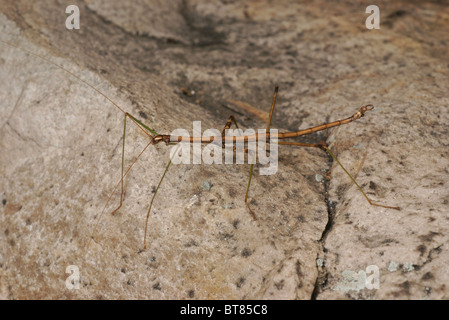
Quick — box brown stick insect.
[1,39,400,251]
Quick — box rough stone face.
[0,0,448,299]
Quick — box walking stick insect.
[1,39,400,251]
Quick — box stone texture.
[0,0,448,299]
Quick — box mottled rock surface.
[0,0,448,299]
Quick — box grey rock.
[0,0,448,300]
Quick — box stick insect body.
[1,39,400,251]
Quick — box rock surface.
[0,0,448,299]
